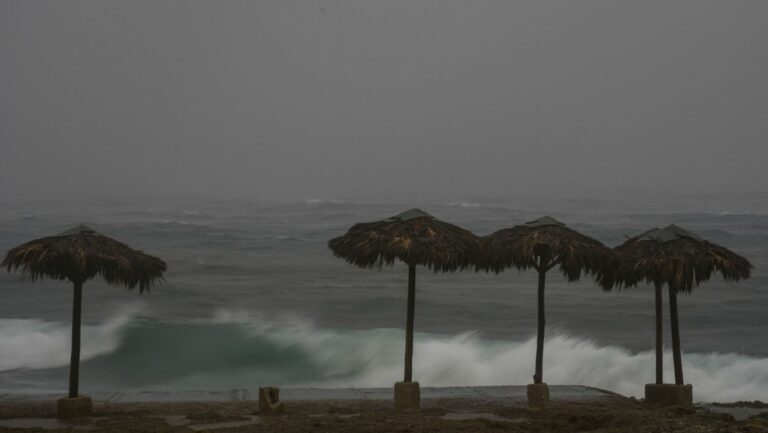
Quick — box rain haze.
[1,1,767,204]
[1,0,768,415]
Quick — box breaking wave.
[0,308,138,372]
[1,311,767,402]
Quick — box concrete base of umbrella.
[57,396,92,419]
[258,387,285,416]
[527,383,550,408]
[644,384,693,407]
[394,381,420,411]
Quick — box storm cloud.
[2,1,767,203]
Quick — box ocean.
[0,196,766,402]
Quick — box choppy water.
[0,196,766,402]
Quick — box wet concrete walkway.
[0,385,617,403]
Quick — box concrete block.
[527,383,550,408]
[57,396,92,419]
[394,381,420,412]
[258,387,284,416]
[644,384,693,407]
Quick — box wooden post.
[669,289,684,385]
[69,281,83,398]
[404,265,416,382]
[655,283,663,384]
[533,267,546,384]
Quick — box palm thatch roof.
[474,216,616,281]
[328,209,478,272]
[602,224,752,293]
[2,225,166,292]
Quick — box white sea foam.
[2,311,767,402]
[0,307,140,372]
[297,330,768,402]
[447,201,484,208]
[205,311,768,402]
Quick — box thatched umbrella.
[475,216,615,386]
[602,225,751,386]
[1,225,166,399]
[328,209,477,383]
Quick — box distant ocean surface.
[0,196,766,402]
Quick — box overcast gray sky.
[1,1,767,203]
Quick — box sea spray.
[0,306,140,371]
[1,311,767,402]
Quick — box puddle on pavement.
[0,417,107,430]
[440,412,527,423]
[187,415,260,431]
